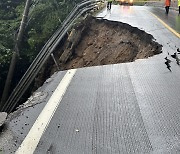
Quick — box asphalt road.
[0,5,180,154]
[148,6,180,33]
[99,5,180,33]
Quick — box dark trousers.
[179,6,180,14]
[107,2,112,10]
[165,6,169,14]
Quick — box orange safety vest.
[165,0,170,6]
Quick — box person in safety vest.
[107,0,113,10]
[178,0,180,15]
[165,0,171,14]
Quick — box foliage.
[0,0,85,98]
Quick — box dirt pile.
[58,16,162,70]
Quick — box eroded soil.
[58,17,162,70]
[33,16,162,90]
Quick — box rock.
[0,112,7,127]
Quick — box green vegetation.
[0,0,84,99]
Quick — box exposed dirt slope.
[33,16,162,90]
[59,17,162,70]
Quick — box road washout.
[56,16,162,71]
[0,16,163,151]
[33,16,162,90]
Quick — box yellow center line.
[148,11,180,38]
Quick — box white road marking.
[15,69,77,154]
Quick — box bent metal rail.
[1,0,102,113]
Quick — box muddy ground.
[34,16,162,89]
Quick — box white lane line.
[15,69,77,154]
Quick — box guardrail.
[1,0,102,113]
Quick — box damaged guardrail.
[1,0,102,113]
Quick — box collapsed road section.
[1,5,180,153]
[34,16,162,89]
[57,17,162,70]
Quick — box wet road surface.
[1,5,180,154]
[99,5,180,34]
[148,7,180,33]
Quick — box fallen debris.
[171,53,180,65]
[164,57,172,72]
